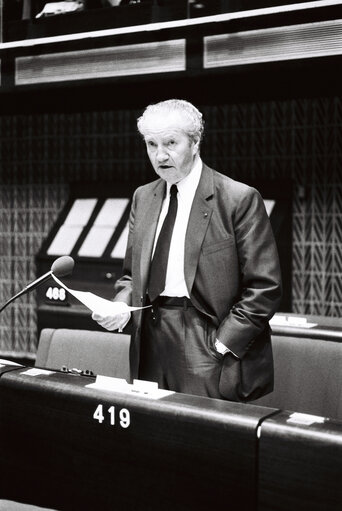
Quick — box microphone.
[0,256,75,313]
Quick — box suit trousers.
[138,300,223,398]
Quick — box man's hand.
[92,302,131,332]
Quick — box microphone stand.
[0,271,52,314]
[0,256,74,315]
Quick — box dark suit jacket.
[114,164,282,400]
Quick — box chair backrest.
[252,334,342,420]
[35,328,130,380]
[0,500,57,510]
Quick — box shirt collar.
[166,157,202,199]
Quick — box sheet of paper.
[21,368,55,376]
[86,376,174,400]
[52,274,150,316]
[270,315,317,328]
[287,412,325,426]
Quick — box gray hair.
[137,99,204,143]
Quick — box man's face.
[143,112,199,184]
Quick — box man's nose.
[156,147,168,162]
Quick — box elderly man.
[93,99,282,401]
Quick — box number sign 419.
[93,404,130,428]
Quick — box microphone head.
[51,256,75,278]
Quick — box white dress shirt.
[152,157,203,298]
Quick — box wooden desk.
[0,367,276,510]
[258,410,342,511]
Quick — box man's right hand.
[92,302,131,332]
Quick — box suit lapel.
[139,179,166,295]
[184,164,214,294]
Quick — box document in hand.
[52,274,150,316]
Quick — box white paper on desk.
[52,274,150,316]
[21,368,55,376]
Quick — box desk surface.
[271,313,342,341]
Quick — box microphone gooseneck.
[0,256,75,314]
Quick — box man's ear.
[192,136,200,155]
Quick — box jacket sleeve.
[217,187,282,359]
[112,190,137,305]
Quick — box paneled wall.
[0,96,341,356]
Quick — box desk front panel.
[0,369,276,511]
[258,410,342,511]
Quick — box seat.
[252,334,342,420]
[0,501,57,511]
[35,328,130,379]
